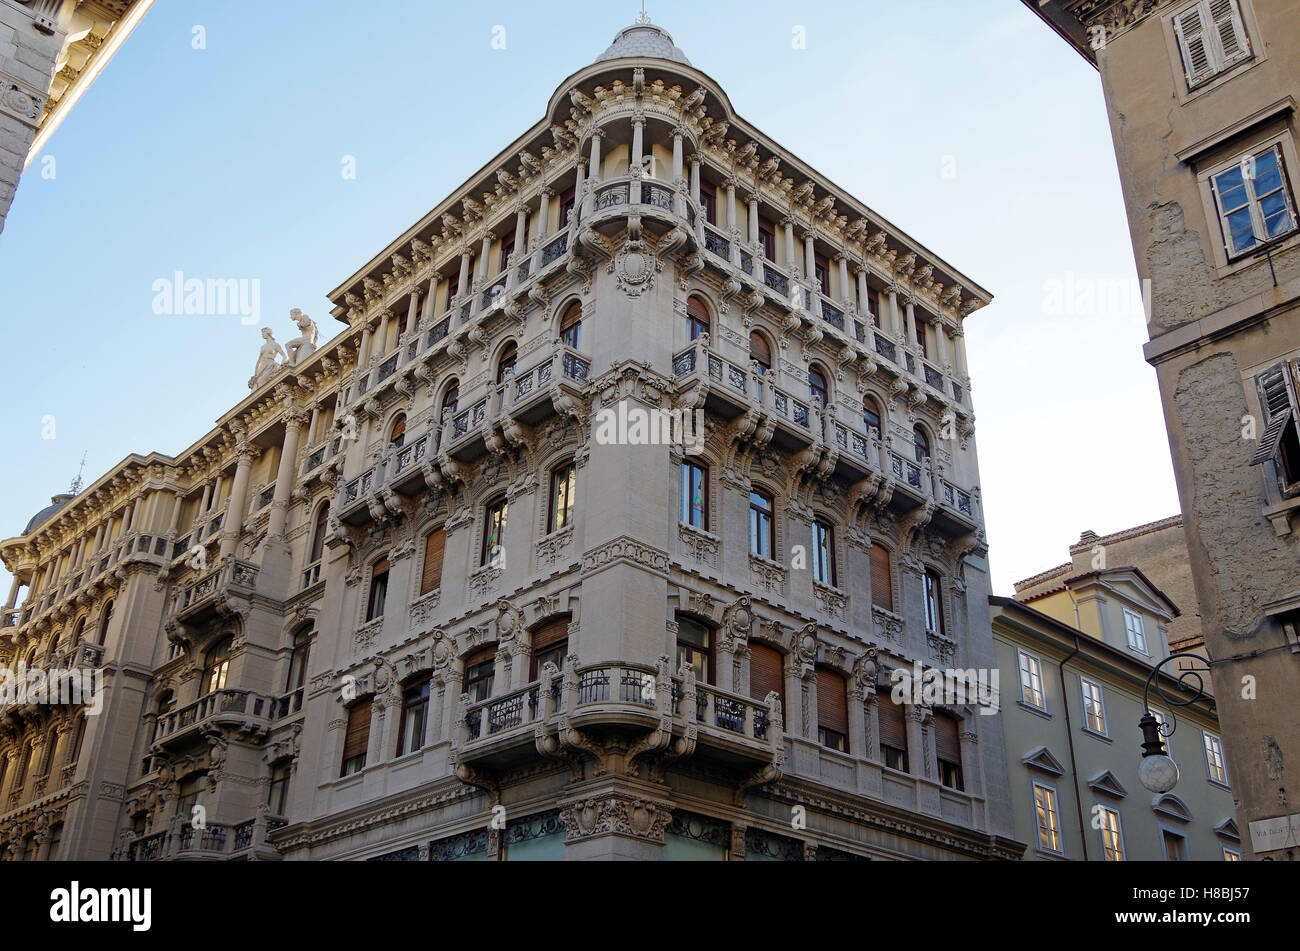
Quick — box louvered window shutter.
[1208,0,1249,64]
[870,545,893,611]
[1250,364,1300,465]
[935,711,961,764]
[1174,4,1216,85]
[816,669,848,735]
[342,702,371,765]
[878,694,907,751]
[749,644,785,708]
[420,528,445,595]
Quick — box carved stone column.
[266,404,308,541]
[218,441,256,561]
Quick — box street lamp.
[1137,652,1213,795]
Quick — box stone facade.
[0,20,1022,861]
[1024,0,1300,859]
[0,0,152,234]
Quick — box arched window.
[809,366,828,407]
[749,489,774,559]
[465,646,496,702]
[863,396,882,439]
[97,600,114,645]
[309,504,329,565]
[686,296,710,341]
[203,637,233,695]
[913,426,930,463]
[72,617,86,644]
[496,341,517,385]
[675,615,713,685]
[530,616,569,680]
[549,461,576,534]
[924,570,944,636]
[749,332,772,374]
[560,301,582,349]
[440,379,460,417]
[388,414,406,448]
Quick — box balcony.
[170,558,259,626]
[583,175,696,243]
[455,660,783,776]
[506,345,591,425]
[123,814,287,861]
[152,688,272,751]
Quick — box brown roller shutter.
[420,528,445,595]
[934,711,961,764]
[532,617,569,652]
[816,669,848,735]
[560,302,581,333]
[870,546,893,611]
[878,694,907,751]
[749,644,785,708]
[342,702,371,763]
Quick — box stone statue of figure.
[285,308,318,366]
[249,327,286,390]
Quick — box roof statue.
[285,308,318,366]
[248,326,286,390]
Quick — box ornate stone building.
[0,19,1021,860]
[1025,0,1300,858]
[0,0,154,233]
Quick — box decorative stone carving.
[559,793,673,844]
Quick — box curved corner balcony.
[151,687,273,751]
[169,558,260,626]
[583,175,700,244]
[453,661,783,776]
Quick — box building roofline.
[1016,565,1182,618]
[1067,514,1184,555]
[1019,0,1100,68]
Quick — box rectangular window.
[465,648,496,703]
[499,232,514,273]
[1204,731,1229,784]
[549,463,576,534]
[482,497,508,566]
[1173,0,1250,88]
[1019,650,1046,709]
[267,762,290,815]
[676,616,712,685]
[866,286,881,326]
[877,693,909,772]
[1123,609,1148,653]
[924,571,944,636]
[1034,783,1063,854]
[177,773,208,818]
[420,528,446,596]
[396,681,430,757]
[444,273,460,312]
[814,252,831,297]
[934,711,963,790]
[366,557,389,622]
[811,520,836,587]
[1223,847,1242,861]
[1212,145,1296,258]
[680,461,708,529]
[341,702,370,776]
[816,668,848,753]
[870,545,893,612]
[1098,806,1125,861]
[758,219,776,262]
[749,490,773,559]
[700,181,717,226]
[915,316,929,358]
[559,186,575,228]
[1081,678,1108,735]
[1249,361,1300,492]
[1163,829,1186,861]
[530,618,569,680]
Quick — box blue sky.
[0,0,1180,597]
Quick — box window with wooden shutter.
[749,643,785,710]
[1250,362,1300,491]
[1175,0,1250,89]
[934,711,963,790]
[870,545,894,612]
[816,668,848,753]
[530,617,569,680]
[560,301,582,349]
[341,701,370,776]
[420,528,445,596]
[465,646,496,702]
[878,693,908,772]
[686,296,710,340]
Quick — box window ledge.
[1263,494,1300,537]
[1083,727,1113,744]
[1016,700,1052,720]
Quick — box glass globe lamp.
[1138,712,1180,793]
